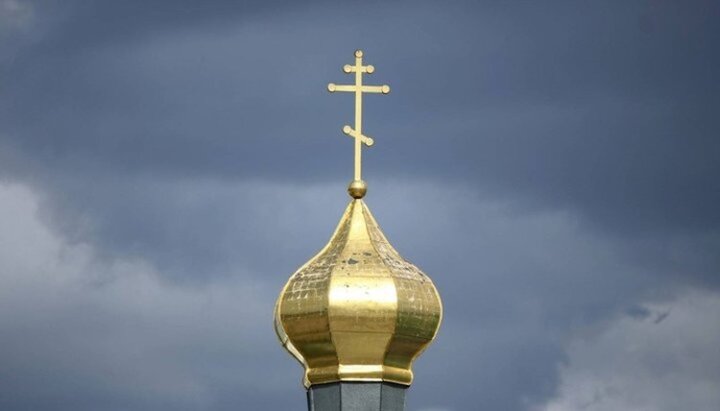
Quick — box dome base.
[305,364,413,388]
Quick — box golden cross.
[328,50,390,184]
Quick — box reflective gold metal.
[275,50,442,389]
[347,179,368,199]
[327,50,390,196]
[275,200,442,387]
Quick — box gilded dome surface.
[275,199,442,388]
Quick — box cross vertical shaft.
[354,52,363,181]
[328,50,390,197]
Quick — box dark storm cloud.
[2,180,685,411]
[0,186,302,410]
[2,0,719,238]
[1,1,719,411]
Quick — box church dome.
[274,198,442,388]
[275,49,442,389]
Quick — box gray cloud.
[0,183,301,410]
[546,291,720,411]
[0,1,719,410]
[2,179,717,410]
[3,1,719,237]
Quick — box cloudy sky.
[1,1,719,410]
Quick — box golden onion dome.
[274,197,442,388]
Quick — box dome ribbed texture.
[275,199,442,388]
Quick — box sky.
[0,0,719,410]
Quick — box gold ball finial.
[354,49,363,58]
[348,179,367,199]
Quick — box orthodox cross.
[328,50,390,183]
